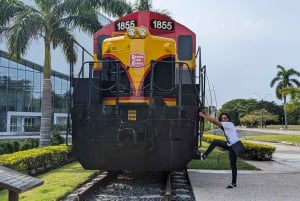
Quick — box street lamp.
[254,93,271,128]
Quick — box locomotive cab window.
[178,35,192,60]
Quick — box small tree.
[240,109,279,128]
[280,87,300,112]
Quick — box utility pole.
[254,93,271,128]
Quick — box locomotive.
[71,11,206,171]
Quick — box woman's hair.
[218,112,231,121]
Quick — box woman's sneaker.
[200,153,206,160]
[226,183,237,189]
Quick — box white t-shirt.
[221,122,240,146]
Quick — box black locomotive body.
[71,11,205,171]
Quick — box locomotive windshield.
[101,61,130,96]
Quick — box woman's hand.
[199,110,222,127]
[199,109,208,118]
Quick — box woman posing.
[199,111,241,189]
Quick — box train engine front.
[72,24,201,171]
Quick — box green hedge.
[0,135,66,156]
[0,139,39,155]
[0,145,72,175]
[202,134,276,161]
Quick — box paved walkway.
[188,141,300,201]
[238,127,300,135]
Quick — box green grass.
[0,162,98,201]
[187,141,258,170]
[266,125,300,130]
[244,134,300,144]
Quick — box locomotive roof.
[93,11,196,52]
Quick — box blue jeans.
[204,139,237,185]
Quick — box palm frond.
[134,0,153,11]
[51,28,77,63]
[0,0,26,26]
[61,11,102,34]
[131,0,172,18]
[289,78,300,87]
[34,0,60,13]
[7,7,44,59]
[65,0,132,17]
[287,68,300,76]
[270,77,280,87]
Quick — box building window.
[0,57,9,67]
[0,113,6,132]
[24,117,40,132]
[8,67,17,91]
[0,66,8,78]
[0,50,69,133]
[33,71,41,92]
[0,90,6,112]
[56,116,67,125]
[7,90,16,111]
[32,92,41,112]
[10,116,21,132]
[16,92,24,112]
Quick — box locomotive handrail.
[149,59,180,111]
[115,62,121,115]
[178,62,183,118]
[196,45,206,147]
[147,60,199,95]
[149,58,205,154]
[72,60,124,117]
[87,62,93,119]
[198,65,206,147]
[149,60,199,119]
[149,60,155,114]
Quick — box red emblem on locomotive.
[130,52,145,68]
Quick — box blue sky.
[1,0,300,108]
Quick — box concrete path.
[188,141,300,201]
[188,170,300,201]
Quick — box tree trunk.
[39,39,52,147]
[283,96,288,129]
[40,79,52,147]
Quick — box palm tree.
[270,65,300,128]
[0,0,131,147]
[132,0,170,16]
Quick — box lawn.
[0,162,98,201]
[187,141,258,170]
[266,125,300,130]
[244,134,300,144]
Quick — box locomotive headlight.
[138,27,148,38]
[127,27,136,38]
